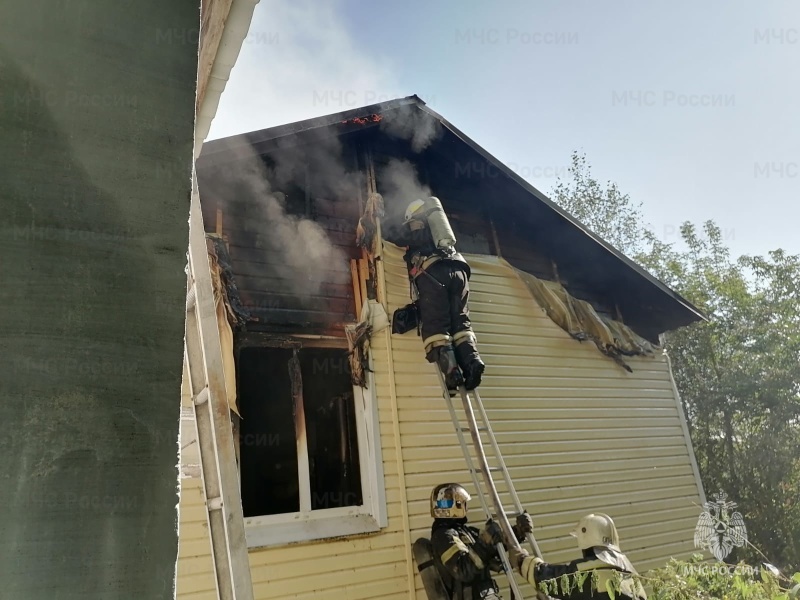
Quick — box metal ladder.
[435,371,548,600]
[184,171,255,600]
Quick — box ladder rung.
[193,387,209,406]
[473,466,501,473]
[490,511,522,519]
[207,496,223,511]
[458,426,488,432]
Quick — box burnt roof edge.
[200,95,424,158]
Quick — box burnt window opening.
[238,345,363,518]
[197,146,361,333]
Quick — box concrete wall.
[0,1,198,597]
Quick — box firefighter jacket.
[431,518,502,600]
[519,547,647,600]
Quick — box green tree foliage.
[551,152,647,257]
[534,555,800,600]
[643,555,800,600]
[551,151,800,571]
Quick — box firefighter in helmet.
[429,483,533,600]
[394,197,485,392]
[509,513,647,600]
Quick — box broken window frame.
[235,333,388,548]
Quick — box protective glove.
[512,511,534,542]
[473,519,504,565]
[479,518,504,547]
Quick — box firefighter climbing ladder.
[435,372,549,600]
[364,150,546,599]
[184,171,255,600]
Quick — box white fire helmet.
[404,199,426,224]
[430,483,471,519]
[570,513,620,551]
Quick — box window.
[236,337,386,547]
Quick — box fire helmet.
[570,513,620,551]
[430,483,471,519]
[404,199,426,224]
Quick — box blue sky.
[209,0,799,258]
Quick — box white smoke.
[270,133,363,202]
[202,129,436,302]
[380,103,442,153]
[202,140,351,300]
[207,0,398,138]
[377,159,432,240]
[379,159,431,208]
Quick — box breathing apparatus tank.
[420,196,457,251]
[413,538,449,600]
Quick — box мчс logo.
[694,491,748,561]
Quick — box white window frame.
[239,337,387,549]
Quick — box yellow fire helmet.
[430,483,471,519]
[403,198,426,224]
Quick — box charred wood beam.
[235,332,349,351]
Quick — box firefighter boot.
[426,344,463,393]
[454,332,485,391]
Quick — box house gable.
[198,95,703,343]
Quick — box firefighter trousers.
[414,261,484,388]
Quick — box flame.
[340,114,383,125]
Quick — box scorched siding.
[378,243,704,598]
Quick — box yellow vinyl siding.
[176,477,217,599]
[177,364,218,600]
[176,241,704,599]
[176,490,410,600]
